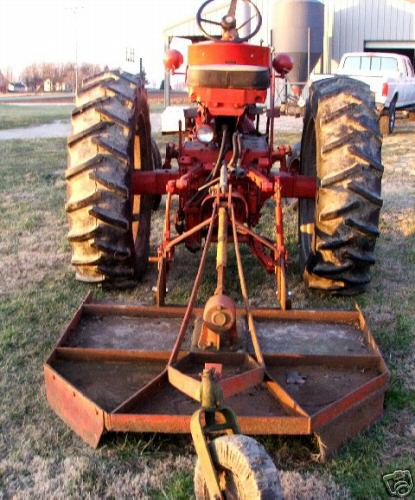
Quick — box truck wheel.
[66,70,154,286]
[194,435,282,499]
[379,97,397,135]
[299,76,383,294]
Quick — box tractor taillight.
[272,53,294,76]
[382,83,389,97]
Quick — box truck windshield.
[342,56,398,73]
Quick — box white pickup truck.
[310,52,415,134]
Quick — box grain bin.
[271,0,324,82]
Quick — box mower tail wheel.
[299,76,383,294]
[194,435,282,500]
[66,70,154,286]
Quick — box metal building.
[164,0,415,75]
[322,0,415,73]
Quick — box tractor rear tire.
[299,76,383,294]
[194,435,282,499]
[66,70,156,286]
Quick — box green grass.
[0,104,72,130]
[329,425,415,499]
[384,378,415,412]
[0,140,195,497]
[377,314,414,355]
[151,471,194,499]
[1,119,415,498]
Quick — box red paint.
[187,42,270,116]
[131,170,180,194]
[272,53,294,76]
[188,42,270,67]
[131,170,316,199]
[189,87,268,116]
[163,49,184,72]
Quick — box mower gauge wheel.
[194,435,282,499]
[196,0,262,43]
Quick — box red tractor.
[46,1,388,498]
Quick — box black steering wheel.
[196,0,262,43]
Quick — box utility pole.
[66,4,84,97]
[75,36,78,96]
[164,38,171,108]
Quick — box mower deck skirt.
[44,296,389,457]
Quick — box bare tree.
[0,70,7,93]
[21,64,43,91]
[79,63,102,84]
[20,62,103,92]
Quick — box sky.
[0,0,204,85]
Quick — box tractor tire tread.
[89,206,129,230]
[346,248,376,265]
[299,76,383,294]
[65,191,102,212]
[347,180,383,207]
[313,261,353,275]
[72,96,111,116]
[103,80,136,102]
[66,70,152,284]
[65,154,105,180]
[67,121,108,146]
[93,239,131,258]
[349,145,384,173]
[319,200,360,221]
[77,76,117,97]
[345,217,380,237]
[320,163,364,187]
[93,136,130,161]
[90,169,129,197]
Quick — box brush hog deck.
[44,294,389,459]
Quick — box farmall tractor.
[45,1,389,498]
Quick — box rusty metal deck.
[44,295,389,458]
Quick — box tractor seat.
[187,64,270,90]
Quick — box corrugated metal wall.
[324,0,415,72]
[262,0,415,72]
